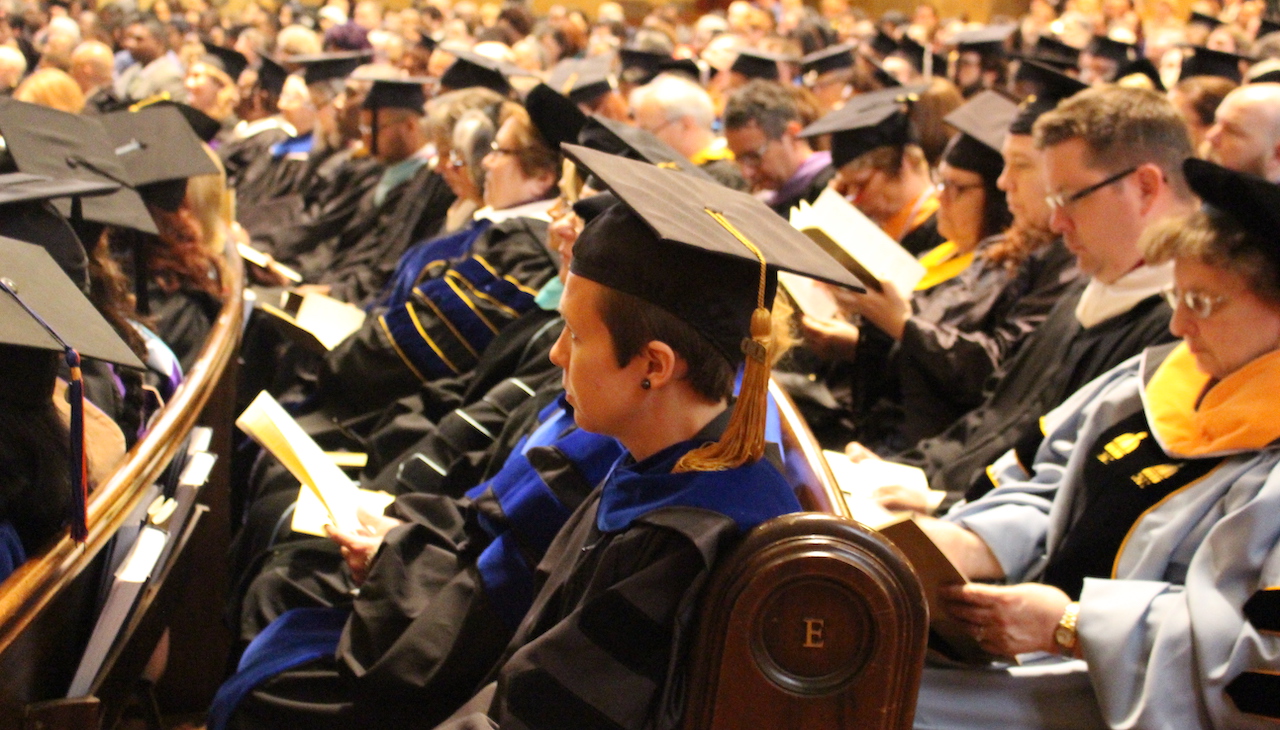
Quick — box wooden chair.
[0,243,245,730]
[681,383,929,729]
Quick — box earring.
[641,378,651,390]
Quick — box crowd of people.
[2,0,1280,726]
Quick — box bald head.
[0,46,26,92]
[70,40,113,94]
[1205,82,1280,182]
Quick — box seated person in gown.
[910,159,1280,729]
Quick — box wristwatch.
[1054,602,1081,655]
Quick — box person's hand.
[800,314,861,362]
[872,484,932,513]
[846,279,912,341]
[939,582,1073,658]
[294,283,332,297]
[325,508,403,585]
[844,441,877,463]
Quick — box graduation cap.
[1180,46,1251,83]
[0,98,157,234]
[800,84,927,168]
[1116,56,1165,91]
[1248,59,1280,84]
[204,44,248,81]
[137,99,222,143]
[0,237,145,541]
[894,36,947,76]
[359,76,429,156]
[0,173,118,291]
[1182,157,1280,270]
[548,56,615,105]
[869,29,898,57]
[659,57,702,82]
[941,90,1016,178]
[861,52,902,88]
[255,56,289,97]
[577,114,714,182]
[730,49,786,81]
[418,34,437,54]
[562,143,862,471]
[1259,16,1280,39]
[1086,35,1136,67]
[292,50,372,85]
[800,42,855,78]
[1009,59,1087,134]
[525,83,586,152]
[619,47,670,86]
[953,24,1016,56]
[571,191,616,223]
[1011,35,1080,71]
[440,47,515,95]
[98,106,220,211]
[1189,11,1224,31]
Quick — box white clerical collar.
[1074,260,1174,328]
[232,116,297,141]
[474,197,556,224]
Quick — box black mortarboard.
[800,42,855,78]
[571,191,616,223]
[418,34,436,54]
[204,44,248,81]
[576,115,715,182]
[800,85,926,168]
[1117,56,1165,91]
[563,143,861,362]
[619,47,669,86]
[659,57,702,82]
[255,56,289,96]
[0,174,117,290]
[440,47,514,95]
[525,83,586,152]
[1009,60,1087,134]
[1183,157,1280,269]
[1180,46,1250,83]
[942,90,1016,178]
[1011,35,1080,71]
[361,76,429,112]
[145,99,222,143]
[730,48,785,81]
[862,52,902,88]
[562,145,860,471]
[869,29,898,57]
[1259,17,1280,38]
[1086,35,1136,66]
[953,24,1016,56]
[548,56,615,105]
[0,98,157,234]
[0,237,143,368]
[1189,11,1224,30]
[98,106,220,211]
[292,50,372,85]
[1249,64,1280,84]
[894,36,948,76]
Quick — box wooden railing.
[0,239,244,722]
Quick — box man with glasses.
[723,79,835,215]
[863,85,1191,511]
[628,73,747,190]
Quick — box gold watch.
[1054,602,1081,655]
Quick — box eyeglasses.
[1045,166,1139,213]
[735,138,773,167]
[935,178,984,197]
[489,141,521,157]
[1161,285,1229,319]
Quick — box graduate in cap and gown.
[221,57,298,191]
[909,158,1280,730]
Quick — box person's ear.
[640,339,680,389]
[784,118,803,138]
[1134,162,1164,213]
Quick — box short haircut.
[629,73,715,131]
[126,13,165,43]
[1172,75,1237,126]
[1033,86,1194,200]
[598,285,736,401]
[1143,208,1280,304]
[723,79,799,138]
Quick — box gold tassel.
[674,209,773,473]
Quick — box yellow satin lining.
[914,241,976,291]
[1146,342,1280,457]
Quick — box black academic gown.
[300,164,456,306]
[248,151,384,261]
[894,287,1176,508]
[900,211,946,257]
[699,158,749,191]
[769,164,836,217]
[221,122,293,192]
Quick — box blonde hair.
[13,68,85,113]
[185,145,232,279]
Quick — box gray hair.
[629,73,715,131]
